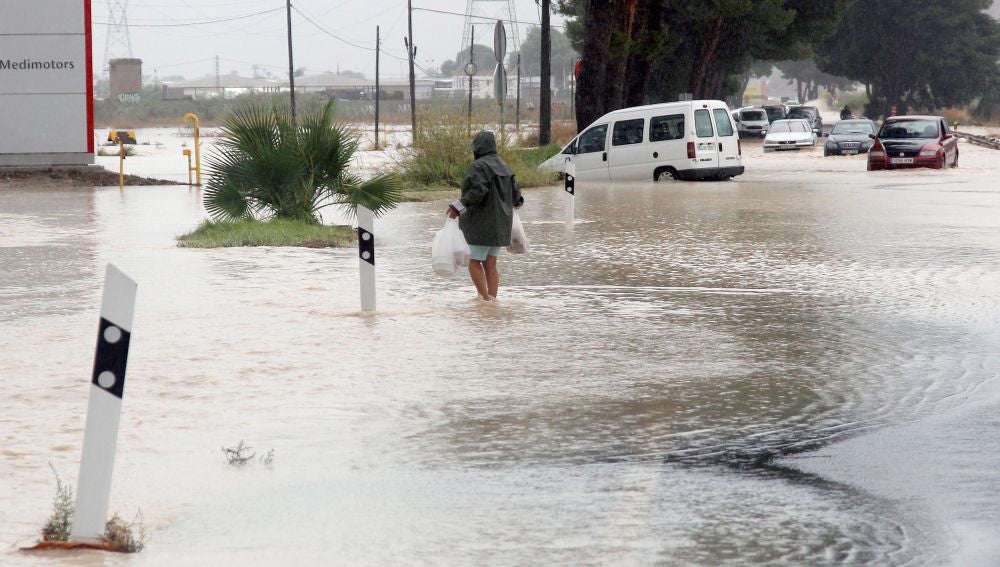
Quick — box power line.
[411,6,564,28]
[92,6,284,27]
[291,5,375,51]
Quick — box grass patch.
[393,110,560,190]
[177,219,354,248]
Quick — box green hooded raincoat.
[451,131,523,246]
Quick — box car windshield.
[741,110,766,121]
[764,108,785,121]
[832,122,874,135]
[879,120,940,139]
[787,109,813,119]
[768,121,807,133]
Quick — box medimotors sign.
[0,0,93,166]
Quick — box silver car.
[763,119,816,152]
[732,107,770,139]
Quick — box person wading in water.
[447,131,523,301]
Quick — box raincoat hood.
[472,131,498,159]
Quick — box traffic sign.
[493,64,507,103]
[493,20,506,63]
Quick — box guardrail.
[953,130,1000,150]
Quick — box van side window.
[562,139,577,154]
[612,118,644,146]
[650,114,684,141]
[578,124,608,154]
[712,109,734,137]
[695,109,714,138]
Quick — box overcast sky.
[90,0,567,81]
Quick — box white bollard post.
[563,159,576,224]
[357,206,376,312]
[70,264,137,542]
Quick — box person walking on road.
[447,130,523,301]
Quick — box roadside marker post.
[358,206,376,312]
[564,159,575,224]
[70,264,137,542]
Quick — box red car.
[867,115,959,170]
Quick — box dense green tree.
[816,0,1000,118]
[562,0,853,131]
[204,101,401,224]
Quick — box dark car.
[824,118,877,156]
[867,115,959,170]
[786,106,823,136]
[761,105,787,123]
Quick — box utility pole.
[468,26,475,132]
[406,0,417,138]
[286,0,296,120]
[515,53,521,132]
[539,0,551,145]
[375,25,380,149]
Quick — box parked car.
[867,115,959,170]
[824,118,877,156]
[538,100,744,181]
[763,119,816,152]
[786,106,823,136]
[761,105,787,123]
[732,107,770,138]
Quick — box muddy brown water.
[2,161,999,565]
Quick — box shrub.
[40,465,73,543]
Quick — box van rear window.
[695,109,714,138]
[612,118,644,146]
[713,109,734,137]
[650,114,684,141]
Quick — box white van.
[539,100,744,182]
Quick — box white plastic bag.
[507,210,529,254]
[432,218,471,276]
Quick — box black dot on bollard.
[92,317,130,399]
[358,227,375,265]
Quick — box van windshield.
[741,110,766,121]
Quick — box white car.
[763,119,816,152]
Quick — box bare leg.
[467,260,490,300]
[484,255,500,299]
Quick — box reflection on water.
[1,170,998,565]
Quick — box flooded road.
[2,152,999,565]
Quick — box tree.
[774,59,851,103]
[540,0,552,145]
[508,26,579,82]
[439,44,497,77]
[204,101,402,224]
[565,0,853,131]
[816,0,1000,118]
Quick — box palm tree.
[204,100,401,224]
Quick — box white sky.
[90,0,568,81]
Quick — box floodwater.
[2,143,1000,566]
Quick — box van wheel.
[655,168,677,182]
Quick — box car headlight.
[825,140,836,147]
[920,150,937,157]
